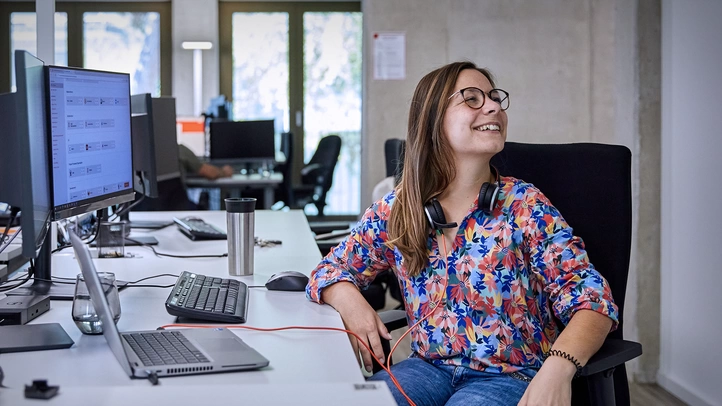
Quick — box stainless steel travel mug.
[225,197,256,276]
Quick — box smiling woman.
[307,61,618,406]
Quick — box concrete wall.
[660,1,722,405]
[171,0,219,116]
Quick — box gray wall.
[660,1,722,405]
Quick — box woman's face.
[441,69,508,159]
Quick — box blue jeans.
[368,355,537,406]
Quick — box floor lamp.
[181,41,213,117]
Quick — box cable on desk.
[145,371,159,386]
[125,237,227,258]
[159,323,415,406]
[0,270,34,293]
[43,274,179,289]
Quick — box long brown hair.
[386,61,497,277]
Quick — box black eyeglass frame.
[447,87,510,111]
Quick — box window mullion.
[288,5,305,185]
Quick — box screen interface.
[48,67,133,211]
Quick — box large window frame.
[219,1,362,219]
[0,1,171,94]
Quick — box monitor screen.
[209,119,275,163]
[47,65,135,220]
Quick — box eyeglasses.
[447,87,510,111]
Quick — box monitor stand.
[127,220,173,230]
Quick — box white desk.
[185,173,283,209]
[0,211,391,405]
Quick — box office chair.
[288,135,342,216]
[274,132,294,206]
[384,138,406,185]
[376,142,642,406]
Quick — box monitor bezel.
[45,64,136,221]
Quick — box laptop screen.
[69,230,134,377]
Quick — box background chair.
[288,135,342,216]
[378,142,642,406]
[274,132,294,206]
[384,138,406,184]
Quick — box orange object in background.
[176,117,205,156]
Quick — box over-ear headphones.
[424,166,500,229]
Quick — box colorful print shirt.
[307,176,619,373]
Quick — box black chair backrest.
[384,138,406,179]
[492,142,632,406]
[303,135,342,192]
[277,132,294,204]
[491,142,632,340]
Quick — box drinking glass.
[72,272,121,334]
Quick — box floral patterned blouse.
[307,176,619,373]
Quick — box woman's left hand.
[517,356,576,406]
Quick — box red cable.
[160,233,452,406]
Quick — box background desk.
[0,211,392,405]
[185,173,283,209]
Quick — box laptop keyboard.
[122,330,210,366]
[165,271,249,323]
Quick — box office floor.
[381,293,688,406]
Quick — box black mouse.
[265,271,309,292]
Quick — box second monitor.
[209,119,275,165]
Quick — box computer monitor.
[205,95,232,121]
[48,65,136,221]
[209,119,276,164]
[5,60,135,299]
[130,94,181,198]
[0,51,52,262]
[125,94,181,230]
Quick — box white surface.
[0,382,395,406]
[0,211,381,404]
[660,1,722,405]
[185,173,283,187]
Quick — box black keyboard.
[165,271,248,323]
[173,217,226,241]
[122,330,209,366]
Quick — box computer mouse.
[265,271,309,292]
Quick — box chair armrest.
[580,339,643,377]
[379,309,408,333]
[300,163,322,176]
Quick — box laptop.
[69,230,269,379]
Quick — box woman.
[306,61,618,406]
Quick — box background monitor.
[0,51,52,260]
[47,65,136,220]
[205,95,232,121]
[130,94,181,198]
[209,119,275,164]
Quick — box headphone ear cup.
[424,198,447,227]
[478,182,499,214]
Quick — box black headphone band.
[424,166,500,228]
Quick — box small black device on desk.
[173,217,226,241]
[165,271,248,323]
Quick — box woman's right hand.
[321,281,393,372]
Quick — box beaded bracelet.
[547,349,583,378]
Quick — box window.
[1,2,171,96]
[9,12,67,91]
[221,2,362,216]
[83,12,162,96]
